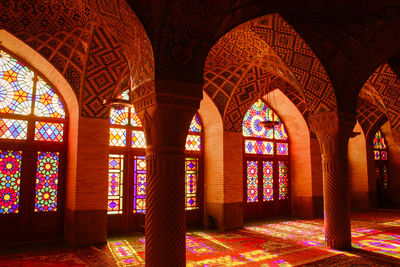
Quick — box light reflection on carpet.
[107,212,400,266]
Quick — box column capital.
[308,111,356,139]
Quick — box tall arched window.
[373,129,389,207]
[242,99,289,219]
[107,91,203,232]
[0,49,67,242]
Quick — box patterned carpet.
[0,211,399,266]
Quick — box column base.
[326,238,352,251]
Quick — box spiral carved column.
[309,111,356,250]
[133,80,201,266]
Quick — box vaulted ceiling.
[1,0,400,135]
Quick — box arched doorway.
[242,99,290,220]
[0,49,68,242]
[107,90,204,233]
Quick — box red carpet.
[0,211,399,266]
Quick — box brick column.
[65,117,109,246]
[134,80,201,266]
[309,111,356,250]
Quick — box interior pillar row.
[309,111,356,250]
[133,79,202,267]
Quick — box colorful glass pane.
[0,51,34,115]
[34,152,59,212]
[133,156,146,213]
[108,154,124,214]
[244,140,273,155]
[110,128,127,147]
[274,117,288,140]
[0,150,22,214]
[186,135,201,151]
[247,161,258,203]
[279,161,289,200]
[0,118,27,140]
[189,114,202,133]
[132,130,146,148]
[34,122,64,142]
[374,150,380,160]
[381,151,388,160]
[373,130,387,150]
[185,158,199,210]
[110,107,129,126]
[130,107,142,127]
[243,100,274,138]
[34,77,65,118]
[276,143,289,155]
[263,161,273,201]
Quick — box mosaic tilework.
[205,13,336,124]
[368,63,400,129]
[224,65,306,132]
[249,14,336,113]
[81,26,128,118]
[0,1,154,103]
[356,98,387,138]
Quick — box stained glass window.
[243,99,290,211]
[185,158,199,210]
[108,95,203,216]
[0,150,22,214]
[373,130,388,161]
[373,130,386,150]
[110,107,129,126]
[189,114,202,132]
[244,140,273,155]
[110,128,127,147]
[131,130,146,148]
[247,161,258,203]
[108,154,124,214]
[133,156,146,213]
[0,118,27,140]
[276,143,289,155]
[186,135,201,151]
[35,122,64,142]
[374,129,389,193]
[34,77,65,118]
[0,50,67,219]
[263,161,273,201]
[278,161,289,200]
[34,152,59,212]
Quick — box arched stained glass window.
[107,91,203,231]
[374,130,389,194]
[373,130,387,160]
[0,49,67,241]
[242,99,290,219]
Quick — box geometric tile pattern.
[81,26,128,118]
[356,98,388,138]
[205,13,336,122]
[0,1,153,118]
[367,63,400,129]
[205,31,303,118]
[249,14,336,113]
[224,65,307,132]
